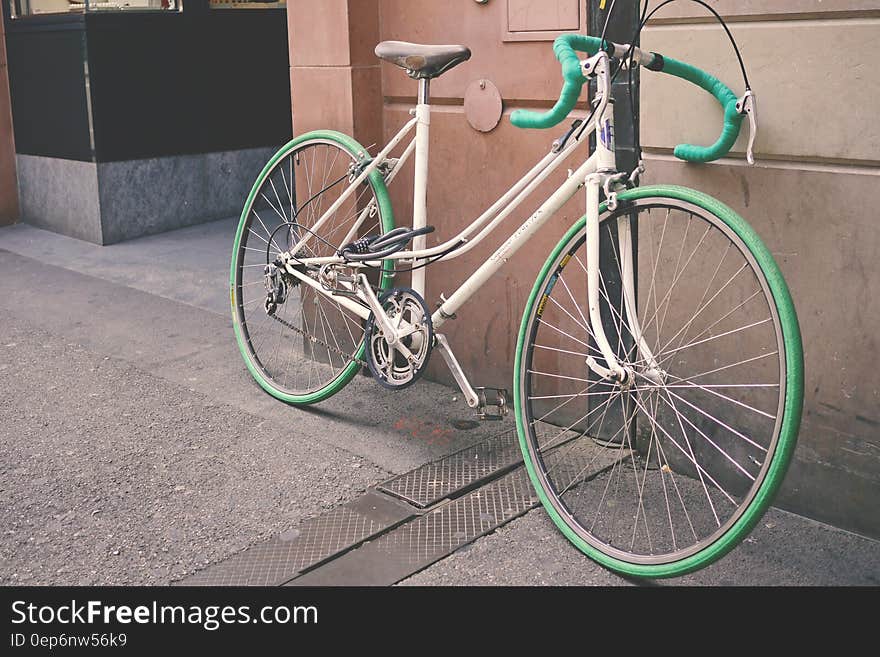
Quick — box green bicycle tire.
[514,184,803,578]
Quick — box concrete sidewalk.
[1,218,877,586]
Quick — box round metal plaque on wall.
[464,79,503,133]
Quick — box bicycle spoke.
[532,343,591,358]
[549,388,623,485]
[260,188,290,231]
[530,384,593,427]
[539,388,621,457]
[678,351,779,384]
[657,372,777,421]
[640,220,712,340]
[279,154,295,231]
[329,298,362,361]
[662,240,732,354]
[664,388,767,453]
[250,209,284,254]
[658,317,773,365]
[652,389,758,481]
[654,421,699,543]
[536,318,597,352]
[657,215,698,343]
[630,388,735,508]
[528,369,597,385]
[655,262,752,358]
[644,208,670,355]
[647,391,678,551]
[315,299,340,375]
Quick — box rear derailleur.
[263,260,302,315]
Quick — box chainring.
[364,287,434,390]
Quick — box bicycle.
[229,28,803,578]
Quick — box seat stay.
[336,136,417,249]
[288,117,417,256]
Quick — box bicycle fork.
[583,173,664,386]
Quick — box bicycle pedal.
[474,387,509,421]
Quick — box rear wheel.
[515,185,803,578]
[230,131,395,405]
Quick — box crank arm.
[434,334,480,408]
[358,273,400,344]
[357,274,420,355]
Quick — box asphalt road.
[0,315,386,584]
[0,236,505,585]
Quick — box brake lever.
[736,90,757,165]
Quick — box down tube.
[432,154,598,328]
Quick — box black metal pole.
[588,0,640,447]
[589,0,641,173]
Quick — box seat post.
[411,77,431,298]
[418,78,431,105]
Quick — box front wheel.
[515,185,803,578]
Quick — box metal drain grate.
[176,423,631,587]
[377,427,522,507]
[376,470,540,566]
[289,433,633,586]
[177,492,414,586]
[289,467,541,586]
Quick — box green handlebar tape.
[510,33,744,164]
[510,34,610,130]
[657,56,744,163]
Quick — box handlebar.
[510,33,749,164]
[658,56,744,163]
[510,35,609,131]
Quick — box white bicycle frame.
[281,51,659,405]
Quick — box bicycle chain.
[269,309,367,368]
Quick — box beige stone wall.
[640,3,880,537]
[288,0,384,152]
[648,0,880,22]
